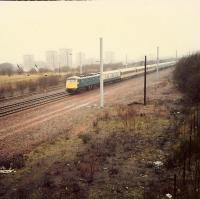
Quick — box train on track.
[66,61,175,93]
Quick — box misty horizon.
[0,0,199,65]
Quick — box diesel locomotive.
[66,61,175,93]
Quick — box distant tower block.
[105,51,115,64]
[59,49,68,67]
[66,49,72,67]
[23,54,34,70]
[46,50,58,70]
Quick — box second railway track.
[0,92,69,117]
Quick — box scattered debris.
[0,167,16,174]
[165,193,172,198]
[153,161,163,168]
[128,101,143,106]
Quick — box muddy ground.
[0,68,184,199]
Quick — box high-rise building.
[105,51,115,64]
[45,51,58,70]
[58,48,73,67]
[35,61,47,69]
[77,52,85,66]
[59,49,68,67]
[23,54,34,70]
[66,49,72,67]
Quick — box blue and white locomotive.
[66,61,175,93]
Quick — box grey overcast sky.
[0,0,199,64]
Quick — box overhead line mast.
[100,37,104,108]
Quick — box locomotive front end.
[66,76,79,93]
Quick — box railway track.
[0,92,69,117]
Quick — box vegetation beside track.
[0,74,66,99]
[0,77,186,199]
[173,53,200,103]
[159,53,200,199]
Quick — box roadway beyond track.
[0,68,173,161]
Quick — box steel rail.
[0,92,69,117]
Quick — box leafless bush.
[16,81,27,95]
[28,80,38,92]
[116,105,136,129]
[92,119,98,128]
[47,76,60,86]
[38,76,60,90]
[0,87,5,98]
[102,110,110,120]
[78,133,92,144]
[77,153,99,183]
[38,77,48,90]
[174,53,200,103]
[5,83,14,97]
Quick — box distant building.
[66,49,72,67]
[35,61,47,69]
[45,51,58,70]
[77,52,85,66]
[58,48,73,68]
[85,57,96,65]
[59,49,68,67]
[105,51,115,64]
[23,54,34,70]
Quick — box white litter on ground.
[0,169,16,174]
[153,161,164,168]
[166,193,172,198]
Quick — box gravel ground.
[0,68,174,162]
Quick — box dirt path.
[0,68,173,160]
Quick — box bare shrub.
[174,53,200,103]
[16,81,27,95]
[92,119,98,128]
[92,119,100,134]
[38,76,60,90]
[116,105,136,129]
[0,154,25,169]
[102,110,110,120]
[38,77,48,90]
[77,153,99,183]
[47,76,60,86]
[78,133,92,144]
[5,83,14,97]
[28,80,38,92]
[0,87,5,98]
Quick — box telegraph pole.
[80,52,82,74]
[144,56,147,106]
[100,37,104,108]
[59,62,61,76]
[125,54,128,68]
[176,50,178,63]
[156,46,159,82]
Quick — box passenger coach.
[66,61,175,93]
